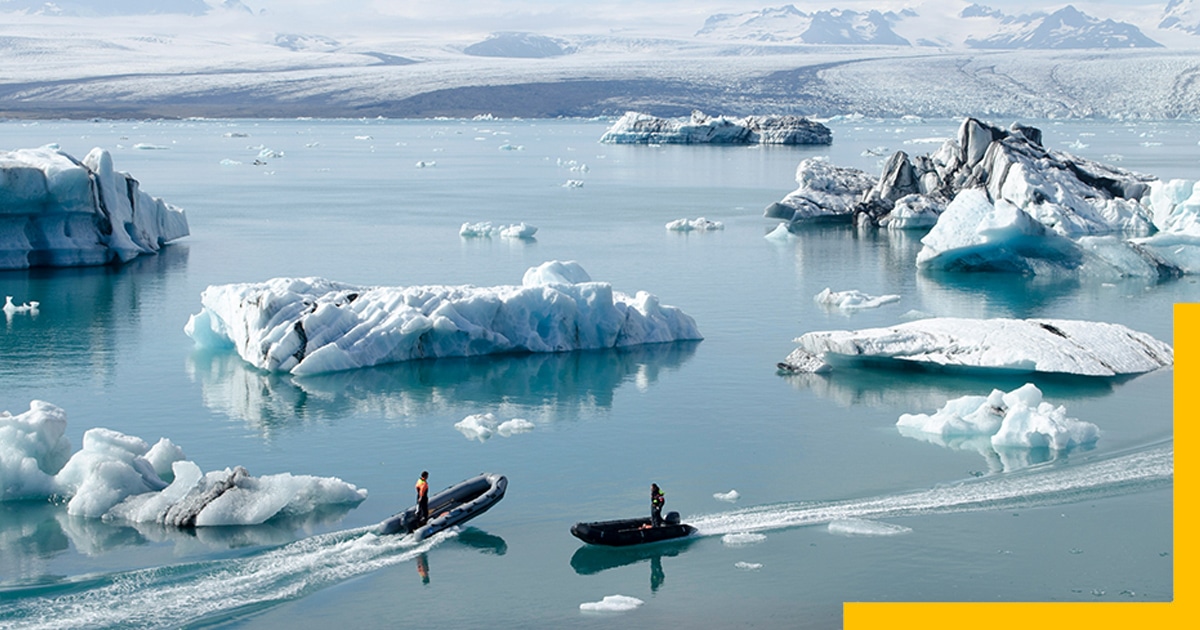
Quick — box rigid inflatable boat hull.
[379,472,507,540]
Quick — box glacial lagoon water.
[1,116,1192,628]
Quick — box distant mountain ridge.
[963,4,1163,49]
[696,5,912,45]
[1160,0,1200,35]
[699,3,1164,49]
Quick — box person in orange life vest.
[416,471,429,525]
[650,483,665,527]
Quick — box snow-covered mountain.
[1160,0,1200,34]
[463,33,576,58]
[696,5,912,45]
[964,4,1163,49]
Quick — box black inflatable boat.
[571,511,697,546]
[379,472,507,540]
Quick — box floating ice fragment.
[814,288,900,311]
[713,489,740,502]
[416,160,436,168]
[219,158,242,166]
[763,223,794,241]
[460,222,538,239]
[455,413,498,441]
[4,296,40,315]
[897,383,1101,451]
[133,143,169,150]
[666,217,724,232]
[563,179,584,188]
[455,414,534,441]
[497,418,534,436]
[735,561,763,570]
[579,595,644,612]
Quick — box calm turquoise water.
[1,117,1192,629]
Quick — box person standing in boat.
[650,483,665,527]
[416,471,430,525]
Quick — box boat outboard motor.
[665,511,681,525]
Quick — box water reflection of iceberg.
[0,245,188,386]
[188,341,699,431]
[895,425,1094,474]
[0,497,360,580]
[780,367,1120,412]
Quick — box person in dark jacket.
[650,483,665,527]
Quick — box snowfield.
[1,11,1198,120]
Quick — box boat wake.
[0,527,454,630]
[0,443,1171,628]
[688,441,1173,536]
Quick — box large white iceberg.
[600,110,831,145]
[0,146,189,270]
[1,401,366,525]
[778,317,1173,377]
[186,261,703,375]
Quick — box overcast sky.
[0,0,1185,39]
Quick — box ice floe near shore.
[600,110,831,145]
[186,261,703,375]
[1,401,367,525]
[778,317,1173,377]
[0,146,189,270]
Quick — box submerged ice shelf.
[186,261,702,375]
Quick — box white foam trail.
[689,443,1172,536]
[0,526,454,629]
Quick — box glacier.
[1,145,189,270]
[599,111,831,145]
[778,317,1173,377]
[185,261,703,376]
[1,400,367,525]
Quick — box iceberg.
[1,401,367,525]
[459,221,538,239]
[579,595,644,612]
[897,383,1100,472]
[600,111,831,146]
[778,317,1172,377]
[666,217,724,232]
[1,146,189,270]
[763,158,876,225]
[898,383,1100,451]
[185,261,703,375]
[814,288,900,311]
